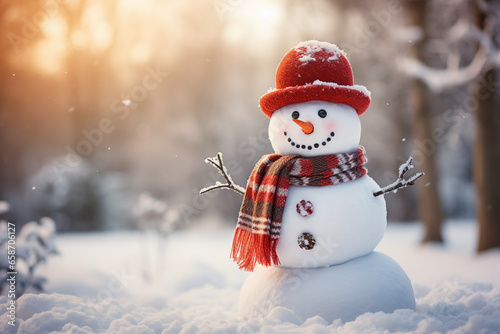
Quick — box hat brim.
[259,84,371,118]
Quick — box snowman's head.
[269,101,361,156]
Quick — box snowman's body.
[235,41,415,323]
[277,176,386,268]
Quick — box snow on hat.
[259,40,371,117]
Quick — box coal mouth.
[284,131,335,150]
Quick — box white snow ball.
[239,252,415,324]
[269,101,361,157]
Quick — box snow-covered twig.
[397,45,487,93]
[374,157,424,197]
[397,1,500,93]
[0,216,58,297]
[199,153,245,196]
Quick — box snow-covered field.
[1,220,500,333]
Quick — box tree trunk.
[412,80,444,242]
[406,0,444,242]
[475,68,500,251]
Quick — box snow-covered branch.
[374,157,424,197]
[199,152,245,196]
[391,26,423,44]
[397,1,500,93]
[0,216,59,297]
[397,45,487,93]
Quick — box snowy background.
[1,219,499,333]
[1,0,500,333]
[0,0,481,228]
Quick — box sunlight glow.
[27,0,285,75]
[81,2,113,53]
[223,2,283,48]
[34,16,68,74]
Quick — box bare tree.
[475,68,500,251]
[405,0,444,242]
[399,0,500,249]
[0,1,45,204]
[59,0,119,151]
[474,1,500,251]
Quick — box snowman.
[201,40,421,323]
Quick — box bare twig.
[374,157,424,197]
[199,152,245,196]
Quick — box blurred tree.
[0,1,12,201]
[1,0,124,230]
[1,0,480,231]
[474,1,500,252]
[0,1,44,211]
[475,68,500,251]
[46,0,121,230]
[405,0,444,242]
[400,0,500,248]
[59,0,118,153]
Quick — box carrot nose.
[293,119,314,134]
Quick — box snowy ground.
[1,220,500,333]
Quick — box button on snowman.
[202,40,418,323]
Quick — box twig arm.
[199,152,245,196]
[374,157,424,197]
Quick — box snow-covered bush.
[132,193,180,280]
[29,158,131,231]
[0,201,9,215]
[133,192,180,236]
[29,159,102,231]
[0,204,58,298]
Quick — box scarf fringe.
[230,228,281,271]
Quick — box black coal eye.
[318,109,327,118]
[291,111,300,119]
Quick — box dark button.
[298,232,316,250]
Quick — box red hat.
[259,40,371,117]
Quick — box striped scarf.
[231,146,367,271]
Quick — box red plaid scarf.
[231,146,367,271]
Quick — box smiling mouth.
[284,131,335,150]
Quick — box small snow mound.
[310,80,372,98]
[302,315,329,327]
[294,40,345,63]
[166,263,226,295]
[415,318,447,333]
[298,55,315,64]
[266,86,276,94]
[0,201,9,214]
[265,307,301,325]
